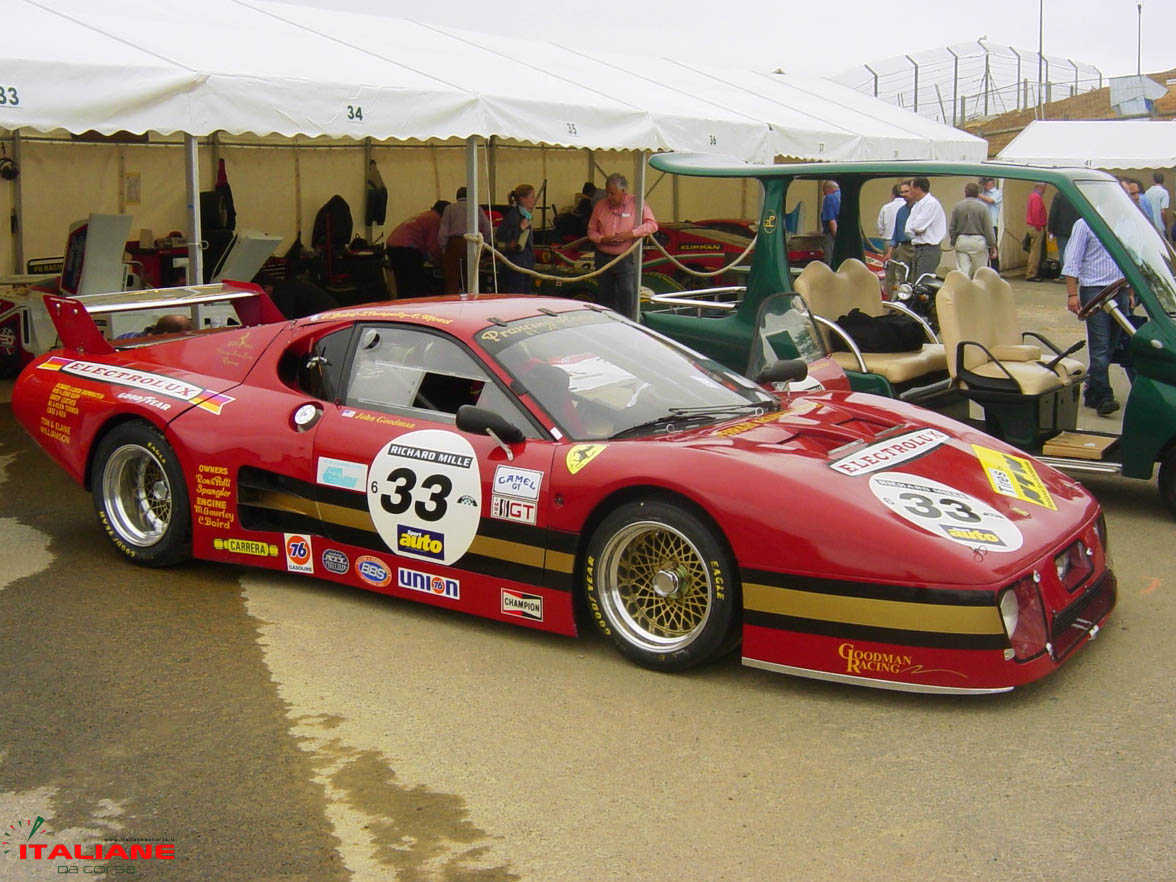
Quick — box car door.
[308,322,571,631]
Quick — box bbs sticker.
[367,430,481,565]
[868,471,1023,552]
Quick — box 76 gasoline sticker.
[868,471,1022,552]
[367,430,481,565]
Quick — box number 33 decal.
[376,468,452,522]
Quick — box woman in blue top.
[495,184,537,294]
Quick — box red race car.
[13,287,1115,693]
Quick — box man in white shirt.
[876,184,906,294]
[1145,172,1170,240]
[978,176,1002,267]
[905,176,947,281]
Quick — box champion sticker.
[367,430,481,565]
[501,589,543,621]
[868,471,1023,552]
[831,428,949,476]
[972,445,1056,510]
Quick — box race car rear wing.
[43,282,286,356]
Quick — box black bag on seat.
[832,308,924,353]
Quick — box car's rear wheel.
[584,499,739,671]
[92,422,191,567]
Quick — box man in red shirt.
[1024,183,1048,281]
[386,200,449,297]
[587,173,658,317]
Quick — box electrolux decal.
[397,566,460,599]
[36,357,233,415]
[316,456,367,491]
[829,428,949,476]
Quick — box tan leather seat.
[794,259,946,385]
[937,270,1069,395]
[972,267,1085,381]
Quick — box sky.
[284,0,1175,82]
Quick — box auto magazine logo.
[397,525,445,560]
[37,357,234,414]
[501,589,543,621]
[284,533,314,573]
[321,549,350,575]
[830,428,949,476]
[356,555,392,587]
[317,456,367,491]
[398,567,460,599]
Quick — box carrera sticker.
[355,555,392,587]
[868,471,1023,553]
[321,549,350,575]
[493,465,543,500]
[317,456,367,492]
[501,588,544,621]
[972,445,1057,510]
[195,464,234,530]
[284,533,314,573]
[491,495,538,525]
[397,567,460,600]
[566,444,606,475]
[214,537,279,557]
[37,357,234,414]
[831,429,950,476]
[367,430,481,565]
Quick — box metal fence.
[831,41,1104,126]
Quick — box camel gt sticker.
[367,430,480,565]
[868,471,1023,552]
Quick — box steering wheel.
[1076,278,1130,321]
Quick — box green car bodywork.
[641,152,1176,487]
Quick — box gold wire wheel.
[101,443,173,547]
[597,519,714,653]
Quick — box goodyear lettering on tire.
[583,553,611,637]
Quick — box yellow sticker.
[972,445,1057,510]
[214,537,280,557]
[566,444,607,475]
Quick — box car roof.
[294,294,596,338]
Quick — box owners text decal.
[38,357,233,414]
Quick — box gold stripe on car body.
[743,583,1004,635]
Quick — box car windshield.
[478,310,775,440]
[1076,179,1176,315]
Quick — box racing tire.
[1158,445,1176,519]
[584,499,739,671]
[92,422,192,567]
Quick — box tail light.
[999,573,1049,660]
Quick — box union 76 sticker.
[367,430,481,565]
[868,471,1023,552]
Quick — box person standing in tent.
[1145,172,1170,239]
[386,200,449,297]
[905,177,946,282]
[437,187,493,295]
[978,176,1002,267]
[820,181,841,266]
[495,184,538,294]
[877,184,906,294]
[882,180,915,293]
[1024,182,1048,281]
[587,173,658,316]
[948,182,996,278]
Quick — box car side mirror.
[456,405,525,460]
[755,359,808,386]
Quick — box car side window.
[298,327,353,401]
[343,325,538,433]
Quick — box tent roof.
[997,120,1176,169]
[5,0,984,161]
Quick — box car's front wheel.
[92,422,191,567]
[584,499,739,671]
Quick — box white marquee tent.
[997,120,1176,169]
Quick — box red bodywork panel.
[11,295,1115,692]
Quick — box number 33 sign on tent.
[367,430,482,565]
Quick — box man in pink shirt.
[386,200,448,297]
[587,173,658,316]
[1024,182,1048,281]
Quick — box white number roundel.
[868,471,1023,553]
[366,430,481,565]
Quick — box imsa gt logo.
[491,495,537,524]
[501,589,543,621]
[398,567,460,600]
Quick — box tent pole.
[634,151,647,322]
[12,130,24,274]
[466,136,479,295]
[184,134,203,287]
[364,137,374,244]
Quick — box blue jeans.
[1079,285,1132,405]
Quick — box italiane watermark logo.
[2,815,51,860]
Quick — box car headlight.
[999,588,1019,638]
[999,573,1049,661]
